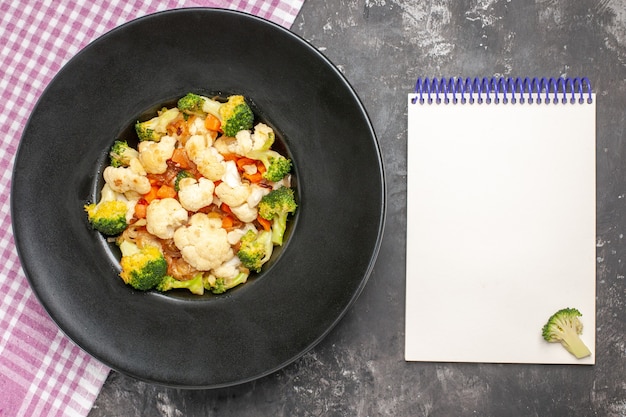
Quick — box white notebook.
[405,77,596,364]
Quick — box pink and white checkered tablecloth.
[0,1,304,416]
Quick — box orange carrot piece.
[156,184,177,199]
[144,185,160,203]
[256,161,266,174]
[236,157,256,171]
[220,202,232,215]
[257,215,271,231]
[221,215,234,229]
[243,171,263,183]
[221,153,239,162]
[134,201,148,219]
[204,113,222,132]
[171,148,190,169]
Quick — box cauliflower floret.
[213,135,241,156]
[188,116,209,136]
[138,135,176,174]
[103,165,151,195]
[251,123,275,151]
[221,160,242,188]
[233,130,254,155]
[177,177,215,212]
[185,134,209,160]
[146,197,188,239]
[173,213,233,271]
[215,182,251,208]
[185,135,225,181]
[128,157,147,176]
[230,202,258,223]
[247,184,271,207]
[212,255,242,279]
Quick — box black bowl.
[11,8,385,388]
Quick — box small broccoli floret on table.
[135,107,180,142]
[109,140,139,167]
[156,273,205,295]
[237,229,274,272]
[177,93,254,137]
[118,239,168,291]
[84,184,128,236]
[542,307,592,359]
[258,186,297,246]
[208,271,249,294]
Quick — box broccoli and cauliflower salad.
[85,93,297,295]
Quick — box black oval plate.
[11,8,386,388]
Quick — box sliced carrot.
[221,215,234,229]
[243,171,263,183]
[134,201,148,219]
[220,202,232,215]
[236,157,256,171]
[144,185,160,203]
[156,184,177,199]
[256,160,266,174]
[171,147,190,169]
[222,153,239,162]
[204,113,222,132]
[257,215,271,231]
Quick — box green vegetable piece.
[258,186,297,246]
[109,140,139,167]
[118,240,168,291]
[157,274,205,295]
[209,272,249,294]
[135,107,180,142]
[174,170,194,192]
[237,229,274,272]
[85,200,127,235]
[542,307,591,359]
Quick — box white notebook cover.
[405,92,596,364]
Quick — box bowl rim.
[10,7,387,388]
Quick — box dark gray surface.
[89,0,626,415]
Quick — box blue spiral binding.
[411,77,593,105]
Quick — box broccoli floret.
[246,149,292,182]
[178,93,254,137]
[218,95,254,137]
[84,184,128,235]
[237,229,274,272]
[258,186,297,246]
[174,169,194,192]
[177,93,206,116]
[542,307,591,359]
[156,274,205,295]
[209,271,249,294]
[118,239,168,291]
[135,107,180,142]
[109,140,139,167]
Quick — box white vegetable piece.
[230,203,258,223]
[174,213,233,271]
[212,255,243,280]
[138,135,177,174]
[185,135,225,180]
[215,182,251,207]
[177,177,215,212]
[146,198,188,240]
[103,165,151,195]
